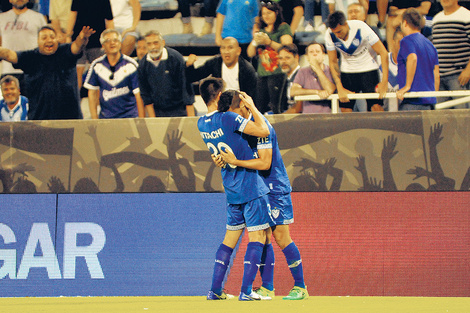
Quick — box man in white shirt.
[325,10,389,112]
[0,0,47,90]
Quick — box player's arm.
[240,92,270,137]
[220,146,272,171]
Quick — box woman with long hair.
[247,1,293,114]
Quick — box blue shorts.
[226,195,272,232]
[268,193,294,225]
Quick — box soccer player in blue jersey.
[198,78,273,301]
[84,29,145,119]
[218,104,309,300]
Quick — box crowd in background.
[0,0,469,121]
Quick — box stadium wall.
[1,192,468,297]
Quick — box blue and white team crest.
[271,207,280,219]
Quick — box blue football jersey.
[252,116,292,194]
[197,110,269,204]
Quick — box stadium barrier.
[295,90,470,113]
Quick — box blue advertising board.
[1,193,228,297]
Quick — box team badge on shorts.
[271,208,280,219]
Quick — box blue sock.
[282,242,305,289]
[210,244,233,295]
[241,241,264,295]
[259,243,275,291]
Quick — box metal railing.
[294,90,470,113]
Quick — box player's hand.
[239,92,256,111]
[211,154,226,168]
[220,149,237,165]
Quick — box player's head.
[218,90,242,113]
[401,8,424,32]
[0,75,21,106]
[199,77,225,106]
[218,90,251,118]
[38,26,59,55]
[327,11,349,41]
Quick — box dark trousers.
[341,69,382,111]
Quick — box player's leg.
[207,204,245,300]
[271,193,308,300]
[239,195,272,301]
[257,227,275,297]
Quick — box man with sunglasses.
[84,29,145,119]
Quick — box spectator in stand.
[138,30,194,117]
[84,29,144,119]
[177,0,220,35]
[66,0,114,90]
[381,0,437,52]
[247,1,293,114]
[0,25,95,120]
[325,11,388,112]
[432,0,470,109]
[397,8,439,110]
[215,0,259,59]
[290,43,336,113]
[278,44,301,112]
[347,2,383,42]
[135,36,147,61]
[50,0,72,43]
[0,75,28,121]
[327,0,369,17]
[185,37,258,98]
[110,0,141,56]
[380,27,403,111]
[0,0,47,91]
[304,0,329,32]
[275,0,304,35]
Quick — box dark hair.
[326,11,347,29]
[38,25,56,35]
[199,77,224,105]
[278,43,299,56]
[0,75,20,89]
[307,42,326,54]
[218,90,241,113]
[257,1,284,32]
[402,8,424,30]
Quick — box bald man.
[185,37,258,98]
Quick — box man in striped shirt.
[432,0,470,108]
